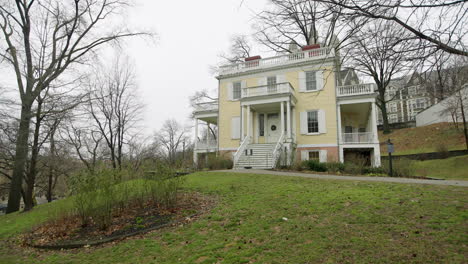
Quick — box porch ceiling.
[341,103,371,126]
[250,102,283,113]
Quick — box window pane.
[307,111,318,133]
[267,76,277,93]
[306,71,316,91]
[233,82,241,99]
[308,151,319,161]
[259,114,264,136]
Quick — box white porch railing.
[195,139,217,150]
[341,132,374,144]
[233,136,251,165]
[337,83,375,97]
[271,132,285,168]
[219,47,335,75]
[242,82,294,98]
[194,101,218,112]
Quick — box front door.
[266,113,280,143]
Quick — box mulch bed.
[22,192,215,249]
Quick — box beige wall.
[218,65,339,149]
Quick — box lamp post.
[387,139,394,177]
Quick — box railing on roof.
[337,83,375,97]
[219,47,335,75]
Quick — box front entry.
[266,113,280,143]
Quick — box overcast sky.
[123,0,266,135]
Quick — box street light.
[387,139,394,177]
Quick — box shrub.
[362,166,386,175]
[343,162,363,175]
[302,160,327,172]
[325,162,345,173]
[206,155,233,170]
[292,161,304,171]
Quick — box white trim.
[337,97,375,105]
[240,95,293,106]
[297,144,338,148]
[219,147,238,151]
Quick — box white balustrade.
[194,101,218,112]
[219,47,335,75]
[341,132,374,143]
[242,83,294,98]
[337,83,375,97]
[195,139,218,150]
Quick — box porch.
[193,101,219,165]
[337,96,381,167]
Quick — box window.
[408,86,417,96]
[389,114,398,123]
[307,111,319,133]
[308,151,319,161]
[388,102,397,113]
[259,114,265,136]
[413,98,426,109]
[305,71,317,91]
[233,82,241,100]
[267,76,277,93]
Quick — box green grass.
[379,122,466,156]
[1,172,467,263]
[413,155,468,180]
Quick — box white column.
[280,101,285,135]
[286,100,291,139]
[337,104,342,144]
[194,119,199,148]
[371,102,378,143]
[292,107,296,141]
[246,105,251,138]
[241,106,245,140]
[206,122,210,145]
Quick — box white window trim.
[301,149,327,162]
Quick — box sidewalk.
[214,169,468,187]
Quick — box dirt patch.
[22,192,215,249]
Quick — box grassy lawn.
[379,122,466,156]
[1,172,467,263]
[413,155,468,180]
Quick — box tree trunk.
[47,125,57,203]
[6,102,33,213]
[459,95,468,150]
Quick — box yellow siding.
[218,66,339,149]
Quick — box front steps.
[234,143,277,169]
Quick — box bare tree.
[0,0,149,213]
[219,35,252,63]
[345,20,413,133]
[253,0,358,53]
[154,119,189,166]
[316,0,467,57]
[87,55,143,171]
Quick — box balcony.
[194,101,218,113]
[242,82,295,99]
[219,47,335,76]
[341,132,374,144]
[195,139,217,151]
[337,83,375,97]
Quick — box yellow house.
[193,45,381,169]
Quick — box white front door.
[266,113,280,143]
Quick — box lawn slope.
[413,154,468,180]
[1,172,467,264]
[379,122,466,155]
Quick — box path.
[214,169,468,187]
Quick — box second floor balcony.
[242,82,295,99]
[194,101,218,113]
[341,132,375,144]
[337,83,376,97]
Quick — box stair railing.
[271,132,285,168]
[233,136,251,167]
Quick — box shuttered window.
[305,71,317,91]
[233,82,241,99]
[307,111,319,133]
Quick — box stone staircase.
[234,143,277,169]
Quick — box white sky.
[124,0,267,135]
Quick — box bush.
[362,166,386,175]
[302,160,327,172]
[292,161,304,171]
[325,162,345,173]
[343,162,364,175]
[206,155,233,170]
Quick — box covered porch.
[193,101,218,165]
